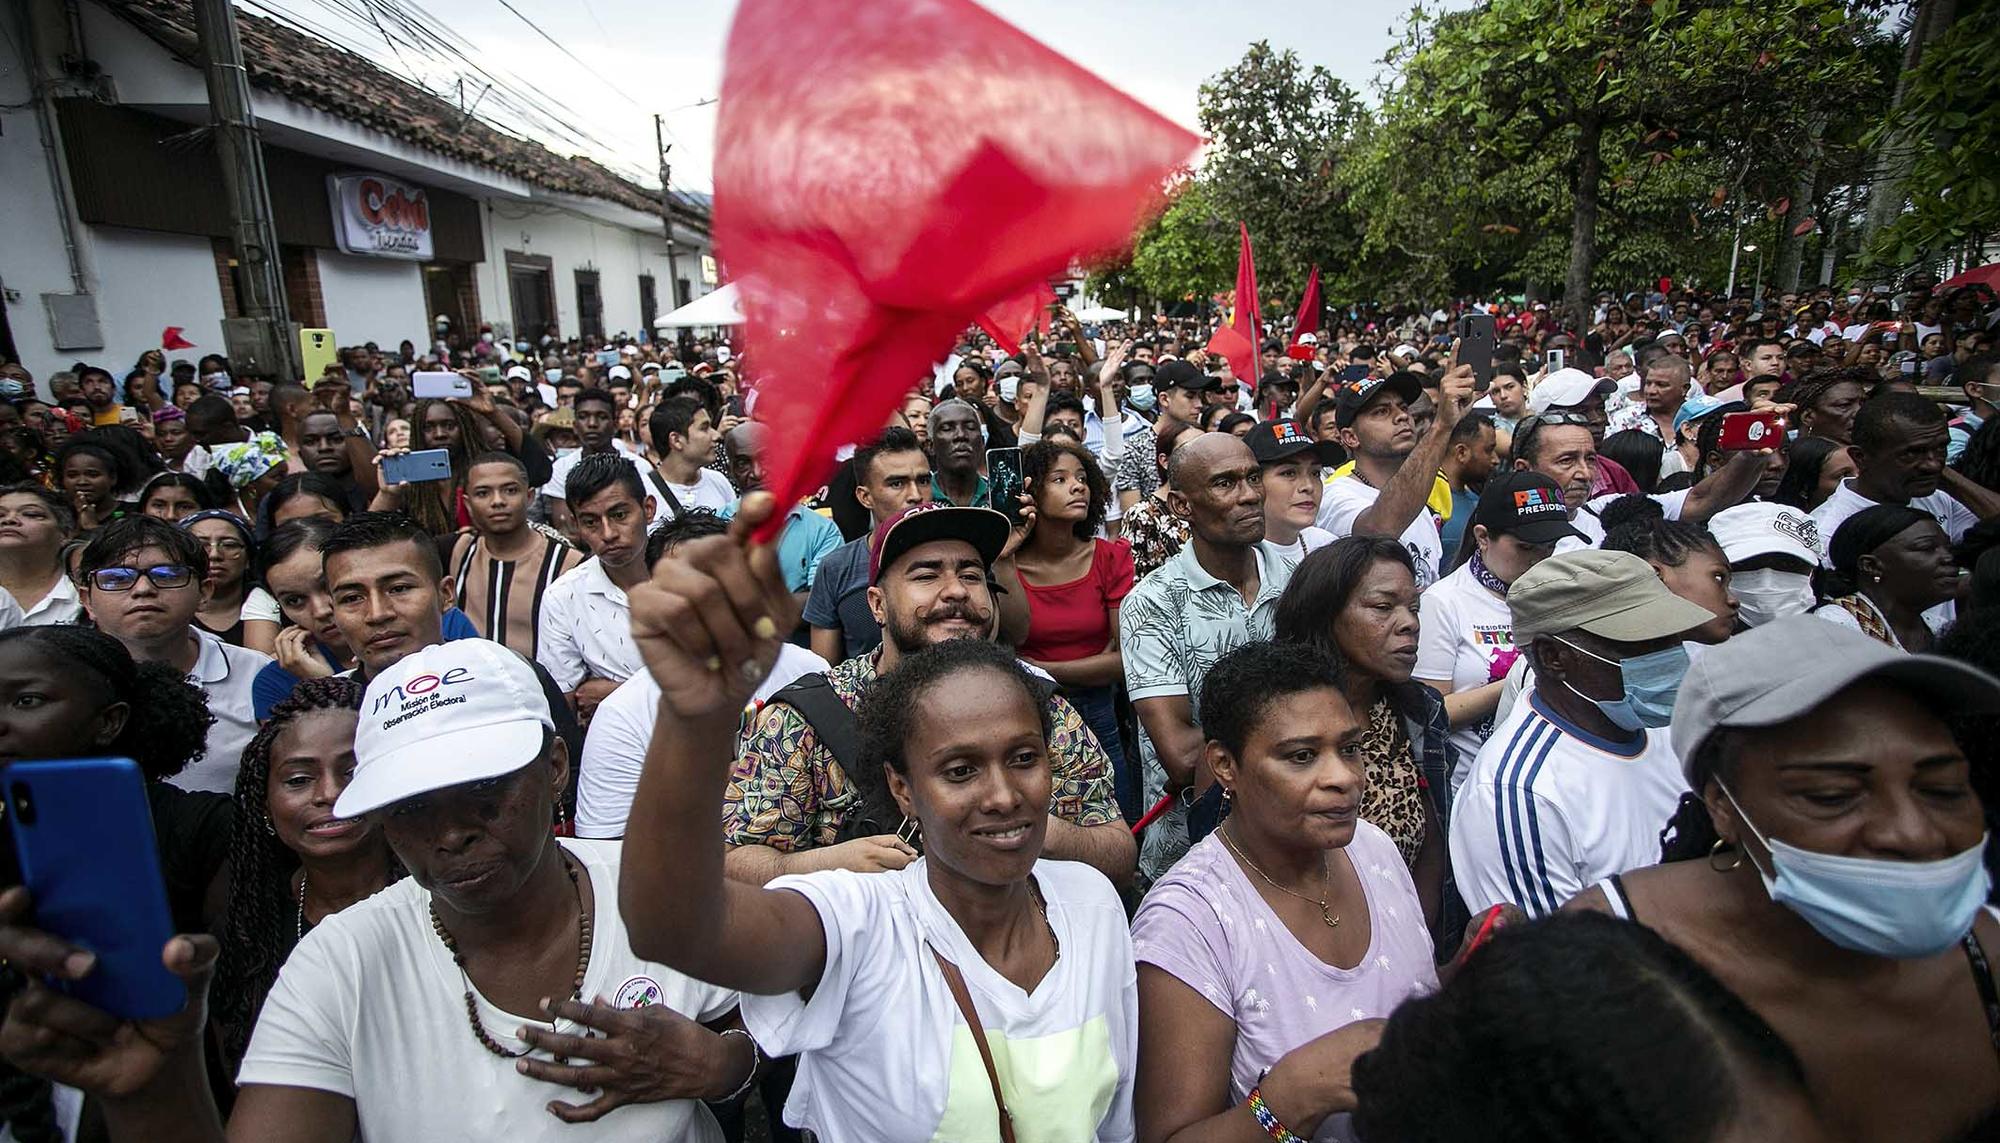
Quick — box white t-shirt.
[171,629,273,795]
[1413,562,1516,792]
[543,441,674,528]
[1559,489,1693,552]
[1809,478,1980,559]
[240,839,735,1143]
[659,467,738,514]
[741,859,1136,1143]
[1266,526,1335,564]
[1449,692,1688,918]
[239,586,282,625]
[1316,476,1442,589]
[575,643,831,839]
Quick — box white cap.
[1527,367,1616,414]
[338,640,554,817]
[1296,332,1318,346]
[1709,502,1822,568]
[620,344,638,357]
[505,364,531,383]
[609,364,633,381]
[640,361,662,374]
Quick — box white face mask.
[1730,567,1815,627]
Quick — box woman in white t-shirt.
[1254,417,1338,562]
[619,515,1136,1143]
[1414,471,1581,793]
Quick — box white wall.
[89,227,230,376]
[476,199,710,345]
[316,252,426,350]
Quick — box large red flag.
[1290,266,1322,346]
[1220,223,1260,380]
[714,0,1198,538]
[976,281,1058,358]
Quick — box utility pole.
[654,115,682,314]
[191,0,298,381]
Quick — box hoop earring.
[1708,837,1744,872]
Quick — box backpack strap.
[928,946,1016,1143]
[642,467,686,519]
[767,674,905,844]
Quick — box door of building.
[639,273,658,334]
[506,251,555,343]
[575,269,603,343]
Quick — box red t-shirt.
[1018,539,1136,664]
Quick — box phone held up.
[2,758,184,1020]
[986,447,1026,528]
[1717,410,1785,451]
[410,371,471,400]
[1457,312,1496,390]
[381,448,454,485]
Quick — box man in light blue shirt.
[719,422,842,596]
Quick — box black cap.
[1468,471,1586,546]
[1154,359,1214,392]
[1332,372,1423,428]
[869,502,1012,584]
[1247,418,1342,466]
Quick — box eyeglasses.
[87,564,196,592]
[197,537,248,556]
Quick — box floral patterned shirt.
[1122,497,1191,583]
[722,651,1121,852]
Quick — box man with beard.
[449,452,582,660]
[722,501,1132,886]
[927,399,988,507]
[1121,432,1303,882]
[1319,366,1476,589]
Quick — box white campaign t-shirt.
[1449,693,1688,919]
[1559,489,1693,552]
[741,859,1136,1143]
[574,643,830,838]
[1317,476,1442,589]
[1267,526,1336,564]
[240,839,737,1143]
[1413,562,1516,793]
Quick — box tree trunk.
[1777,162,1819,295]
[1565,115,1604,336]
[1863,0,1959,253]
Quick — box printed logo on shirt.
[613,975,663,1009]
[1472,624,1512,647]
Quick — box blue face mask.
[1128,383,1157,412]
[1720,781,1991,958]
[1553,637,1688,731]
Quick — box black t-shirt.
[147,781,235,933]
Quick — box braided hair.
[0,626,212,1141]
[213,677,401,1068]
[1599,495,1725,570]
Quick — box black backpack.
[765,674,909,846]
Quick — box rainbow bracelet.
[1246,1085,1305,1143]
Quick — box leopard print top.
[1357,698,1428,869]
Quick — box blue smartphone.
[381,448,453,485]
[3,758,183,1020]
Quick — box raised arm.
[1351,364,1474,538]
[619,495,829,995]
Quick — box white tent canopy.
[1071,304,1126,322]
[653,282,745,328]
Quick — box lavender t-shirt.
[1131,823,1437,1143]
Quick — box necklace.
[1218,824,1341,928]
[295,871,307,940]
[1029,882,1061,962]
[428,853,593,1060]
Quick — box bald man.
[1119,432,1303,882]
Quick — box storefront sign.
[327,173,433,260]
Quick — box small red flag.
[1223,223,1260,380]
[976,282,1057,358]
[161,327,195,351]
[1204,324,1253,381]
[713,0,1198,539]
[1290,266,1322,346]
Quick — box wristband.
[1246,1084,1305,1143]
[707,1027,760,1104]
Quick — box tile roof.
[98,0,708,229]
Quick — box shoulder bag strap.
[927,945,1016,1143]
[643,466,686,519]
[1960,928,2000,1060]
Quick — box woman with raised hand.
[621,496,1138,1142]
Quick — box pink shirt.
[1132,823,1437,1142]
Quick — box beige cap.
[1509,549,1716,645]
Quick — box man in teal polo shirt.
[929,398,990,507]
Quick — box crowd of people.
[0,269,1995,1142]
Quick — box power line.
[486,0,646,111]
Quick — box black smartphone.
[986,447,1025,527]
[1457,312,1496,389]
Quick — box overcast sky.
[387,0,1438,192]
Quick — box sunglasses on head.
[87,564,196,592]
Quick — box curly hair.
[0,625,211,780]
[1197,640,1346,758]
[856,638,1051,776]
[1022,439,1109,541]
[1599,496,1725,570]
[403,398,489,534]
[213,677,399,1068]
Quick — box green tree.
[1121,178,1236,306]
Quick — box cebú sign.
[328,173,434,260]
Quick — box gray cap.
[1669,615,2000,782]
[1509,549,1716,645]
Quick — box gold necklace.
[1218,824,1340,928]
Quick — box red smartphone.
[1286,344,1316,361]
[1717,410,1784,451]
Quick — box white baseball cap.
[1708,502,1822,568]
[337,640,555,817]
[505,364,532,383]
[608,364,633,381]
[1527,367,1617,414]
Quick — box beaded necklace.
[427,852,593,1060]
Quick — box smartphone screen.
[986,447,1025,527]
[1546,349,1567,373]
[382,448,454,484]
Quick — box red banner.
[1291,266,1321,346]
[1222,222,1260,380]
